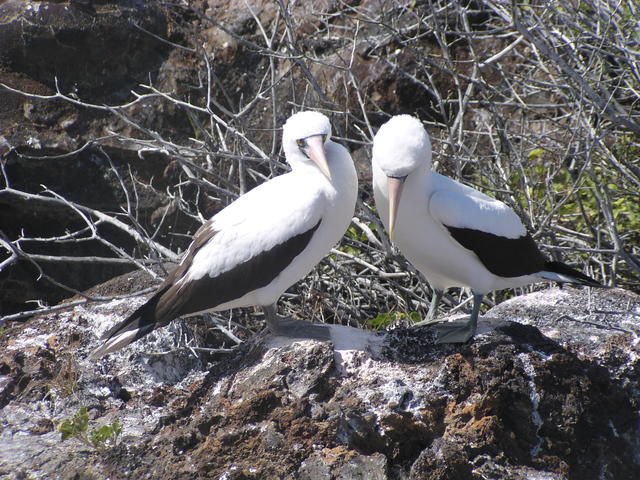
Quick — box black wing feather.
[445,226,546,277]
[101,218,322,344]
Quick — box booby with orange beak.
[91,111,358,358]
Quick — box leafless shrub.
[1,0,638,348]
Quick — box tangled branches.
[1,0,638,348]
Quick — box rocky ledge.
[1,286,639,479]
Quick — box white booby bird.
[372,115,602,343]
[90,111,358,358]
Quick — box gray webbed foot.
[266,316,332,342]
[422,293,483,344]
[412,289,443,328]
[431,318,477,344]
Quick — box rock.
[0,286,638,479]
[0,0,169,104]
[487,287,640,412]
[0,1,200,315]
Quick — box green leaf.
[366,312,395,330]
[58,419,75,441]
[366,311,422,330]
[58,406,122,452]
[339,245,362,256]
[89,420,122,450]
[111,420,122,437]
[90,425,110,444]
[527,148,546,161]
[58,406,89,442]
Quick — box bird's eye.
[296,139,305,148]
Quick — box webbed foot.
[267,316,331,341]
[431,318,477,344]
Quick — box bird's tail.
[537,261,604,288]
[88,292,165,360]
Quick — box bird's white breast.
[251,141,358,305]
[186,140,357,311]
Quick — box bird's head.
[372,114,431,177]
[372,115,432,238]
[283,111,333,179]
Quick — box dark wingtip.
[93,291,165,358]
[544,261,605,288]
[100,301,147,341]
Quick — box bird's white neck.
[405,164,432,194]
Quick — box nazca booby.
[90,111,358,358]
[372,115,602,343]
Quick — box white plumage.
[177,141,356,310]
[91,111,358,358]
[372,115,601,343]
[428,179,526,239]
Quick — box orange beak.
[387,176,405,240]
[304,135,331,179]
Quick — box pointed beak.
[387,176,406,240]
[305,135,331,180]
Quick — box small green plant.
[527,147,546,161]
[0,327,5,338]
[58,406,122,452]
[367,311,421,330]
[337,225,371,256]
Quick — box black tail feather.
[88,291,167,359]
[101,291,165,342]
[543,261,604,288]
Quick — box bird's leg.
[432,293,483,344]
[262,304,331,341]
[412,289,443,326]
[263,304,281,333]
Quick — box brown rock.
[0,287,638,479]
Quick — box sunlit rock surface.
[1,287,639,479]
